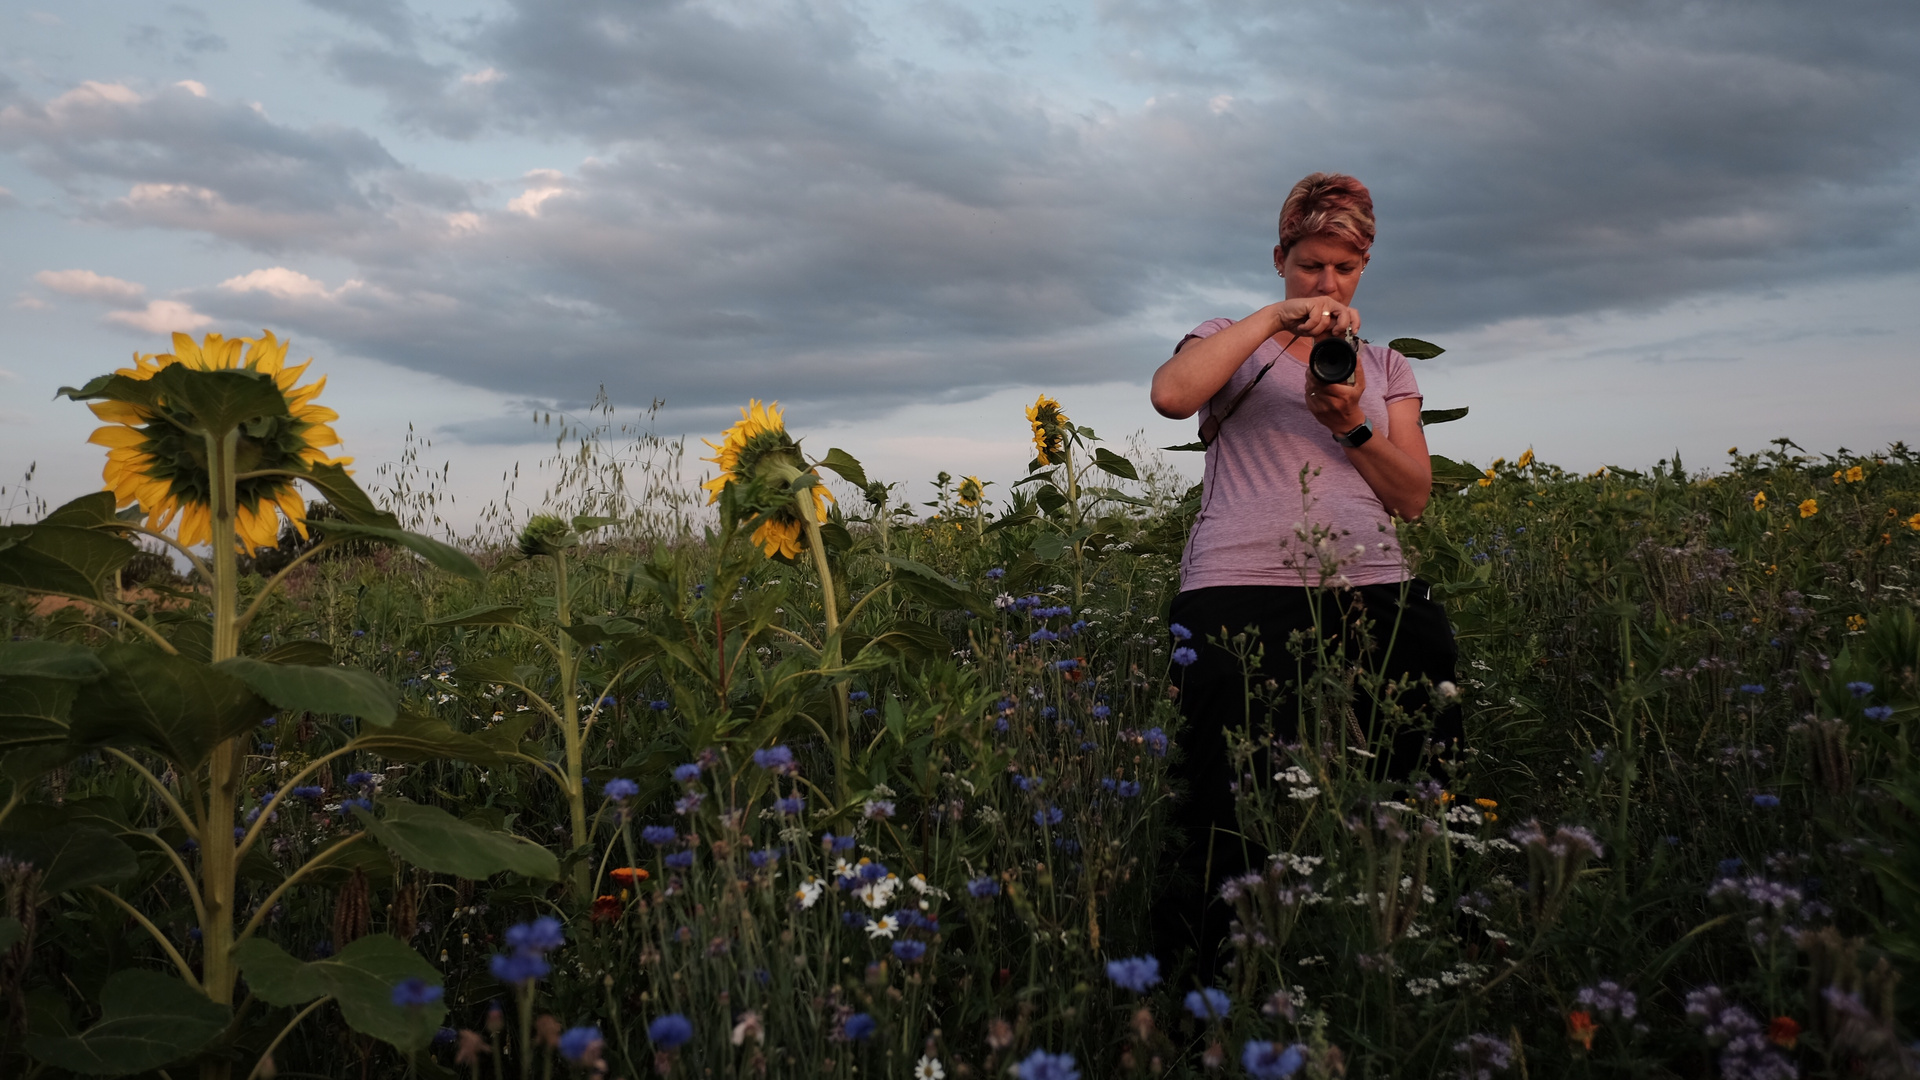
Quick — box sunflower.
[956,475,986,509]
[87,331,348,554]
[1516,447,1535,469]
[1027,394,1069,465]
[701,399,834,560]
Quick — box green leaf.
[1085,486,1153,508]
[878,556,973,611]
[154,364,293,435]
[0,641,106,681]
[424,603,524,629]
[347,712,507,768]
[40,492,125,530]
[356,800,558,881]
[234,934,444,1054]
[1161,440,1208,452]
[571,515,619,534]
[815,448,869,488]
[1420,406,1470,426]
[0,525,139,601]
[1030,531,1068,561]
[1388,337,1446,360]
[68,644,273,769]
[0,677,76,749]
[22,969,227,1075]
[1092,447,1140,481]
[1428,454,1485,494]
[258,639,335,665]
[818,521,854,553]
[313,521,486,582]
[293,462,401,528]
[984,511,1037,534]
[858,619,951,662]
[0,824,138,895]
[215,657,400,726]
[1033,484,1067,517]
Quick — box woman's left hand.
[1305,353,1367,434]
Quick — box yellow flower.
[701,399,834,560]
[957,475,986,509]
[1026,394,1069,465]
[1908,512,1920,531]
[1832,470,1843,482]
[1752,492,1767,511]
[1473,798,1498,810]
[1491,456,1506,469]
[1798,498,1819,519]
[1477,468,1495,488]
[1846,614,1867,632]
[1845,466,1864,483]
[88,331,347,554]
[1516,448,1534,469]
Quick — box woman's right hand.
[1269,296,1361,341]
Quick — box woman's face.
[1273,234,1368,305]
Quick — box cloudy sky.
[3,0,1917,528]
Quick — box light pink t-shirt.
[1178,317,1423,590]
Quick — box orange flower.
[1568,1010,1598,1051]
[1473,798,1498,810]
[1799,498,1818,519]
[590,895,623,923]
[1767,1016,1799,1049]
[611,867,649,885]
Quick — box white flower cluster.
[1274,765,1321,800]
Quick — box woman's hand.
[1148,296,1361,420]
[1305,352,1367,434]
[1274,296,1360,340]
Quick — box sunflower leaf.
[1388,337,1446,360]
[1092,448,1140,481]
[0,823,138,895]
[0,525,138,602]
[313,522,486,583]
[425,604,524,628]
[353,799,559,881]
[234,935,444,1053]
[258,640,335,665]
[346,712,508,768]
[816,448,868,488]
[0,641,107,681]
[0,677,76,750]
[214,657,400,726]
[67,645,273,770]
[40,493,126,530]
[1420,407,1470,426]
[294,463,402,529]
[148,365,291,436]
[22,969,228,1076]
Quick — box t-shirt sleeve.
[1179,317,1235,351]
[1381,347,1422,406]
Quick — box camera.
[1308,331,1363,386]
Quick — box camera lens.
[1308,336,1357,385]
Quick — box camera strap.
[1195,332,1297,448]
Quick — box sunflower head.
[702,399,834,560]
[1516,448,1535,469]
[957,476,986,509]
[78,331,349,554]
[517,514,577,558]
[1027,395,1069,465]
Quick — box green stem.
[203,428,242,1031]
[553,549,589,898]
[799,500,848,806]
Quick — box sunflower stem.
[798,497,849,807]
[553,547,591,900]
[203,426,243,1080]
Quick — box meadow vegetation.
[0,333,1916,1079]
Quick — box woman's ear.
[1273,244,1286,274]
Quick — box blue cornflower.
[823,832,857,852]
[1029,628,1059,643]
[892,939,927,962]
[648,1013,693,1049]
[1013,774,1043,792]
[1104,955,1161,993]
[967,876,1000,898]
[1033,805,1063,827]
[1143,728,1169,756]
[505,917,565,952]
[987,567,1006,579]
[345,771,375,788]
[1170,623,1192,641]
[749,848,780,868]
[260,716,276,727]
[672,763,702,783]
[864,800,896,819]
[1015,1049,1081,1080]
[674,793,705,815]
[489,950,550,984]
[858,861,891,882]
[1184,987,1231,1022]
[862,707,878,718]
[665,850,695,869]
[1171,646,1199,667]
[601,778,639,802]
[1865,705,1894,721]
[1717,857,1744,875]
[1242,1040,1307,1079]
[257,742,274,753]
[775,794,805,815]
[843,1013,877,1041]
[847,690,870,702]
[1041,706,1057,719]
[650,700,671,711]
[558,1025,603,1065]
[642,825,679,845]
[1091,704,1111,719]
[338,797,372,815]
[1054,658,1080,671]
[597,695,616,707]
[390,977,443,1007]
[1752,794,1781,808]
[1846,681,1875,699]
[1738,684,1766,695]
[291,785,325,801]
[752,745,796,773]
[1114,780,1142,798]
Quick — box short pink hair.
[1277,172,1375,256]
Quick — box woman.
[1146,172,1464,982]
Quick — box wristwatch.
[1333,418,1373,448]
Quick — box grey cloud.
[304,0,417,46]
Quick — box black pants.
[1150,580,1464,986]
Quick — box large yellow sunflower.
[702,399,834,560]
[88,331,350,554]
[1027,394,1069,465]
[957,475,986,509]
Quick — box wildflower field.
[0,332,1917,1080]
